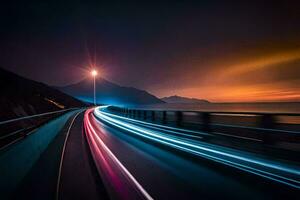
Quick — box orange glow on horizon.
[156,48,300,102]
[168,83,300,102]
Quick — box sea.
[132,102,300,113]
[131,102,300,124]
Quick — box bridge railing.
[105,106,300,159]
[0,108,77,150]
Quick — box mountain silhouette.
[57,77,164,106]
[0,67,85,121]
[161,95,209,104]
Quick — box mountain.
[161,95,210,104]
[57,78,164,106]
[0,67,86,121]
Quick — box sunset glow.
[151,48,300,102]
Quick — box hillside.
[57,78,163,106]
[0,67,85,121]
[161,95,209,104]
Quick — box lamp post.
[91,70,97,106]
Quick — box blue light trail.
[93,106,300,189]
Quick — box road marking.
[55,110,83,200]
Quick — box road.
[1,107,299,199]
[84,107,300,199]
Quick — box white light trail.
[84,109,154,200]
[93,107,300,189]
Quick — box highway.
[1,107,299,199]
[83,107,300,199]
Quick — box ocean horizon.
[132,102,300,113]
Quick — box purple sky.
[1,1,300,101]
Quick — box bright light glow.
[91,69,98,76]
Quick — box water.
[132,102,300,113]
[130,102,300,124]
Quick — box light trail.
[94,106,300,189]
[105,114,204,140]
[101,107,210,136]
[84,109,154,200]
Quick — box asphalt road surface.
[2,107,299,200]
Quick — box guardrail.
[105,106,300,157]
[0,108,78,150]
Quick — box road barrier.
[0,110,79,199]
[105,106,300,160]
[0,108,79,150]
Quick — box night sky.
[1,1,300,102]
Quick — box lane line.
[55,110,84,200]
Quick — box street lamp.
[91,69,97,106]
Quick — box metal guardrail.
[107,106,300,128]
[0,108,77,126]
[0,108,78,150]
[106,106,300,151]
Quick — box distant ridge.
[161,95,210,104]
[0,67,85,121]
[57,77,164,106]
